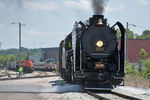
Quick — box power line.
[135,24,150,29]
[127,22,150,29]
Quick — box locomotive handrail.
[111,22,125,34]
[66,49,73,53]
[112,22,126,76]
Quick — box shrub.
[141,59,150,78]
[125,61,139,75]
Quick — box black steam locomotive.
[59,15,125,90]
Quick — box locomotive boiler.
[59,15,125,90]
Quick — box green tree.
[136,30,150,39]
[136,35,145,39]
[140,48,148,60]
[0,54,17,67]
[141,59,150,78]
[116,29,121,38]
[117,28,135,39]
[8,54,17,61]
[20,53,26,61]
[0,55,4,67]
[126,29,135,39]
[143,30,150,36]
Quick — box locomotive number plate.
[96,47,104,52]
[95,62,105,69]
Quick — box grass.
[124,74,150,89]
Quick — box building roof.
[123,40,150,62]
[41,47,59,61]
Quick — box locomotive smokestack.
[92,0,109,15]
[89,15,106,25]
[93,15,104,19]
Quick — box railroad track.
[86,90,141,100]
[0,71,59,81]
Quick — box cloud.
[63,0,91,11]
[23,1,59,11]
[0,24,4,29]
[28,30,50,36]
[63,0,123,13]
[138,0,148,5]
[14,36,26,42]
[106,5,124,12]
[0,2,4,8]
[28,30,65,36]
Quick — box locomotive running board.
[119,80,125,86]
[74,71,85,78]
[113,76,125,86]
[84,87,113,90]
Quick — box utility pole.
[126,22,136,60]
[0,42,1,50]
[19,22,22,68]
[126,22,129,29]
[125,22,128,60]
[12,22,25,68]
[34,42,35,49]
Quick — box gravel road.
[0,72,97,100]
[0,93,97,100]
[0,71,150,100]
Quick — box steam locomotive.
[59,15,125,90]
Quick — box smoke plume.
[92,0,109,15]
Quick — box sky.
[0,0,150,49]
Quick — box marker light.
[96,41,103,47]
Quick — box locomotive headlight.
[96,41,103,47]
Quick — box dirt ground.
[0,71,150,100]
[0,72,97,100]
[124,75,150,89]
[0,93,98,100]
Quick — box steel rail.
[86,90,141,100]
[0,74,58,81]
[86,90,109,100]
[110,91,141,100]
